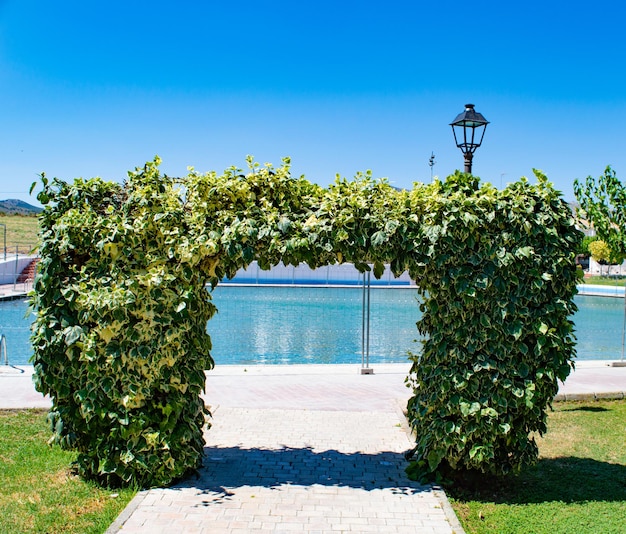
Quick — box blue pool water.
[2,289,624,366]
[208,286,421,365]
[0,299,36,367]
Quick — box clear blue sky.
[1,0,625,205]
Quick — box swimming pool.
[2,288,624,366]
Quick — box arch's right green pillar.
[405,171,581,481]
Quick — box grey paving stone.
[109,405,463,533]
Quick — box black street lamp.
[450,104,489,174]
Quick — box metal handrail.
[0,333,25,373]
[0,334,7,365]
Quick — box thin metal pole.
[0,335,7,366]
[429,152,436,182]
[0,223,6,260]
[361,272,366,368]
[621,287,626,362]
[12,247,18,291]
[366,271,371,369]
[464,153,473,174]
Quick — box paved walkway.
[3,362,626,533]
[110,405,459,533]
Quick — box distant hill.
[0,199,43,215]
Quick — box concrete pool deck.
[2,361,626,533]
[0,283,33,301]
[2,360,625,411]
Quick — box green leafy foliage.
[405,171,581,482]
[578,235,597,256]
[31,158,216,487]
[183,158,410,280]
[31,158,580,488]
[587,239,623,266]
[574,166,626,255]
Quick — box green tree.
[574,166,626,256]
[579,235,597,257]
[587,239,624,276]
[588,239,611,276]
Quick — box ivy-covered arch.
[31,157,580,487]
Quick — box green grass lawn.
[583,275,626,287]
[0,214,39,254]
[448,399,626,534]
[0,409,136,534]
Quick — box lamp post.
[450,104,489,174]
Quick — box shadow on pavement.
[171,445,430,503]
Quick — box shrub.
[31,160,580,487]
[405,171,581,481]
[31,160,216,487]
